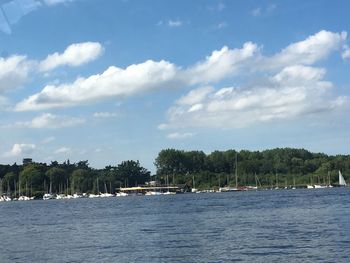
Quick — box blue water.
[1,188,350,262]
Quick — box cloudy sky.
[0,0,349,172]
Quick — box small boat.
[89,193,100,198]
[56,194,65,199]
[162,191,176,195]
[314,185,326,189]
[18,196,31,201]
[339,171,347,186]
[73,193,83,198]
[100,192,114,197]
[219,186,239,192]
[116,192,128,197]
[43,193,55,200]
[0,196,11,202]
[145,191,161,196]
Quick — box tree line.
[1,147,349,197]
[155,148,350,189]
[0,160,150,198]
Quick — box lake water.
[1,188,350,262]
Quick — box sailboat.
[100,182,114,197]
[219,153,239,192]
[18,181,31,201]
[163,174,176,195]
[191,175,198,193]
[339,171,347,186]
[43,178,55,200]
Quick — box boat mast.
[235,152,238,188]
[255,173,258,189]
[14,179,16,198]
[49,177,52,194]
[19,176,21,197]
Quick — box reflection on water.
[0,188,350,262]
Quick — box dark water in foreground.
[1,188,350,263]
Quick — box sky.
[0,0,350,173]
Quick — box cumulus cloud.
[160,65,346,129]
[0,41,103,98]
[16,60,179,111]
[7,113,85,129]
[39,42,103,72]
[167,132,195,139]
[0,55,31,92]
[3,143,36,157]
[262,30,347,70]
[185,42,259,84]
[13,30,350,115]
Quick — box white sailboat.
[219,153,239,192]
[339,171,347,186]
[43,179,54,200]
[191,175,198,193]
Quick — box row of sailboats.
[0,178,34,201]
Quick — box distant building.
[23,158,33,165]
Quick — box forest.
[0,147,349,197]
[154,148,350,189]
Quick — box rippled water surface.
[1,188,350,262]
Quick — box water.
[1,188,350,263]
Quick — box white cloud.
[39,42,104,72]
[0,55,31,92]
[167,132,195,139]
[342,45,350,59]
[54,147,71,154]
[161,65,346,129]
[4,143,36,157]
[168,20,183,27]
[15,60,179,111]
[185,42,259,84]
[177,86,214,105]
[93,112,118,118]
[14,30,349,114]
[263,30,347,70]
[8,113,85,129]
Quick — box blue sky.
[0,0,350,173]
